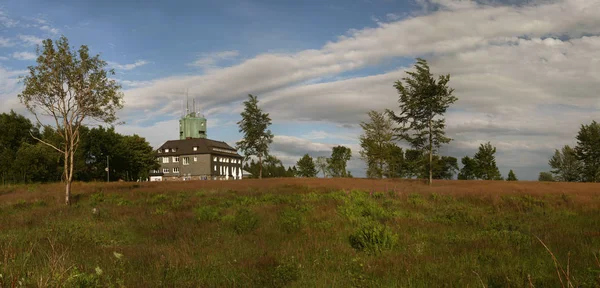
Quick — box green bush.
[349,221,398,254]
[278,208,305,233]
[338,191,391,223]
[195,206,221,222]
[232,208,260,234]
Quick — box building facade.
[149,106,245,181]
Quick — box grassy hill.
[1,179,599,287]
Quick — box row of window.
[158,148,177,153]
[214,156,241,164]
[161,156,196,164]
[153,166,237,174]
[159,146,203,154]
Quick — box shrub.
[338,191,391,223]
[195,206,221,222]
[232,208,259,234]
[90,192,105,206]
[278,208,305,233]
[349,221,398,254]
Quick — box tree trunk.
[429,118,433,186]
[63,147,70,205]
[258,155,262,179]
[65,180,71,205]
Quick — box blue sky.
[2,0,600,180]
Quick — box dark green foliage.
[235,94,274,179]
[327,145,352,177]
[295,154,317,178]
[383,144,405,178]
[507,170,518,181]
[538,172,555,182]
[420,155,458,180]
[386,58,457,184]
[574,121,600,182]
[458,156,477,180]
[473,142,503,180]
[231,208,260,234]
[359,110,395,178]
[0,110,42,184]
[349,221,398,254]
[244,155,295,178]
[459,142,502,180]
[549,145,581,182]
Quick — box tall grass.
[0,179,599,287]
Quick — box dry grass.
[0,178,599,287]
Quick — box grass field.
[0,178,599,287]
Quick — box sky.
[1,0,600,180]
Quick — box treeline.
[540,121,600,182]
[241,146,355,179]
[0,110,158,184]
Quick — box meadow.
[0,178,599,287]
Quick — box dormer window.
[193,146,198,151]
[164,148,169,153]
[158,150,161,153]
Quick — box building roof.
[156,138,243,158]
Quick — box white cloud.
[0,9,18,28]
[18,34,44,46]
[39,25,59,34]
[0,56,8,61]
[0,37,14,47]
[12,51,36,60]
[190,50,240,68]
[108,60,149,71]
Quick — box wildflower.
[95,266,103,275]
[113,251,123,260]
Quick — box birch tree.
[18,36,123,205]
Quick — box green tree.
[383,144,405,178]
[0,110,40,184]
[548,145,581,182]
[538,171,555,182]
[18,36,123,204]
[387,58,457,185]
[359,110,394,179]
[12,142,60,183]
[235,94,274,179]
[403,149,424,178]
[574,121,600,182]
[427,155,458,180]
[507,169,518,181]
[296,154,318,178]
[473,142,502,180]
[458,156,477,180]
[315,156,329,178]
[327,145,352,177]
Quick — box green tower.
[179,111,207,139]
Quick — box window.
[173,156,179,163]
[194,157,198,162]
[163,168,169,173]
[214,157,217,162]
[172,148,177,152]
[152,169,159,173]
[173,167,179,173]
[162,157,169,163]
[158,150,161,154]
[164,148,169,153]
[193,146,198,151]
[183,157,190,165]
[214,165,217,171]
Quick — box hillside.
[1,179,599,287]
